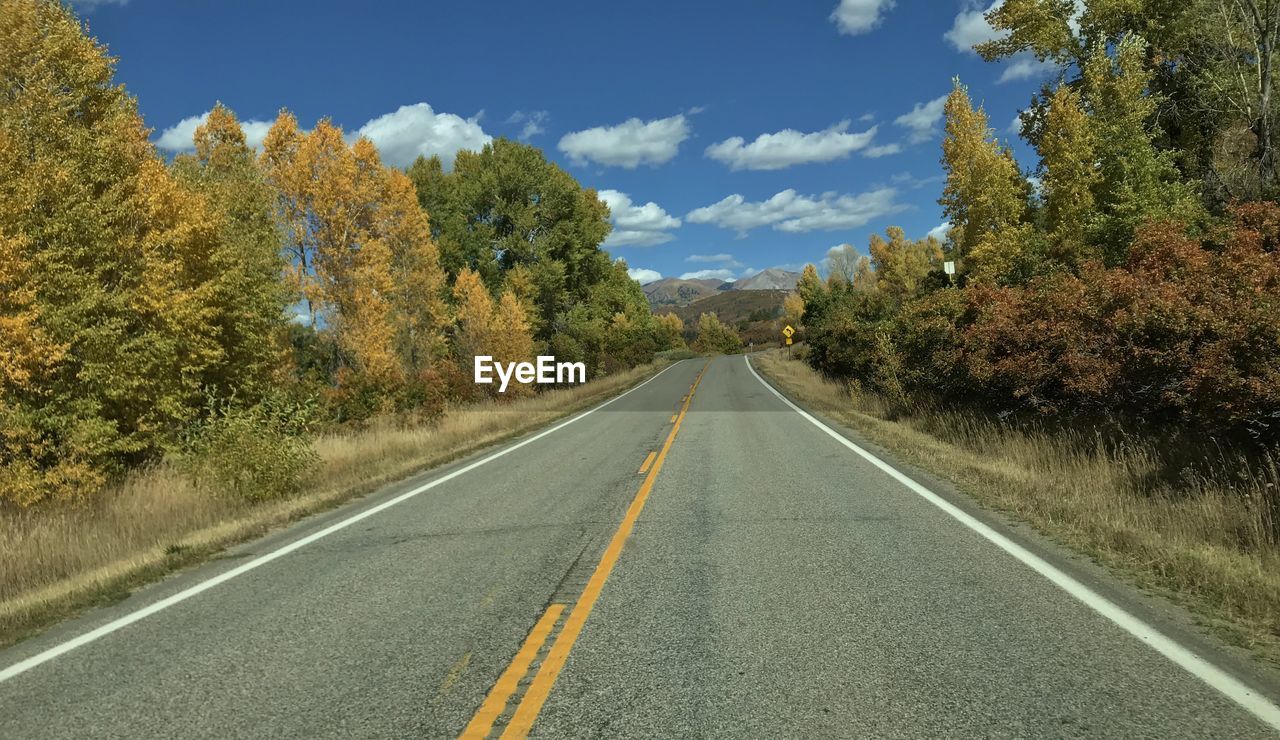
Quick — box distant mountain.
[657,289,788,328]
[642,277,727,308]
[642,268,801,309]
[732,268,800,291]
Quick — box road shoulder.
[747,350,1280,712]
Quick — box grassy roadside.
[0,361,669,649]
[752,348,1280,665]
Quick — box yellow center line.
[459,604,565,739]
[497,360,710,739]
[637,451,657,474]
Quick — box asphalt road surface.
[3,356,1280,738]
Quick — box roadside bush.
[656,348,698,361]
[180,395,319,501]
[803,205,1280,442]
[803,287,894,381]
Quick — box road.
[2,355,1280,738]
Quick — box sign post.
[782,324,795,357]
[943,260,956,287]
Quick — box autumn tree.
[172,104,290,402]
[451,267,497,368]
[939,79,1031,283]
[797,264,826,306]
[782,292,805,330]
[694,313,743,354]
[868,227,944,302]
[0,0,241,502]
[654,313,686,350]
[1036,85,1101,268]
[261,115,448,404]
[491,291,536,395]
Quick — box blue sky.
[76,0,1055,284]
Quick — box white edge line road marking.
[0,361,686,685]
[744,355,1280,731]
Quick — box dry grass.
[0,362,665,647]
[753,349,1280,663]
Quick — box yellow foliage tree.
[796,263,826,305]
[261,115,448,399]
[782,292,805,329]
[654,312,686,350]
[172,103,290,401]
[452,267,497,363]
[1038,84,1101,267]
[868,226,944,302]
[940,79,1030,283]
[492,290,536,395]
[0,0,242,502]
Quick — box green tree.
[407,139,613,338]
[1081,35,1204,262]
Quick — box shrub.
[180,395,319,501]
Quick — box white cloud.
[598,189,682,247]
[558,114,689,168]
[156,102,490,169]
[627,268,663,284]
[354,102,491,169]
[998,56,1057,84]
[155,113,208,153]
[686,253,744,268]
[686,187,906,236]
[945,1,1003,52]
[894,95,948,144]
[891,171,946,190]
[830,0,896,35]
[70,0,127,8]
[863,142,902,158]
[506,110,550,140]
[927,222,952,241]
[705,121,877,171]
[1009,113,1024,135]
[155,111,274,153]
[679,268,739,282]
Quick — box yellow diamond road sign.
[782,325,795,338]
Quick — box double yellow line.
[461,360,710,739]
